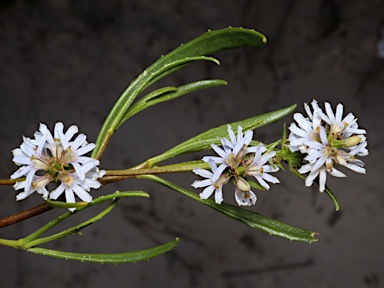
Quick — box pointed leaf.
[24,191,149,244]
[140,175,318,244]
[120,79,227,124]
[324,185,340,211]
[27,238,179,263]
[142,104,296,167]
[92,27,267,160]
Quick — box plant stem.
[0,161,208,229]
[0,203,52,228]
[0,179,18,185]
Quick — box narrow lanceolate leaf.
[45,200,89,209]
[324,185,340,211]
[27,238,179,264]
[140,175,318,244]
[120,79,227,125]
[142,105,296,167]
[92,27,267,160]
[23,191,149,244]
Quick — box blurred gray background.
[0,1,383,287]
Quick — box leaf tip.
[311,232,319,243]
[262,36,267,44]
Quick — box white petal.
[72,162,85,181]
[335,103,344,124]
[344,163,366,174]
[328,168,346,177]
[262,165,279,173]
[212,163,227,182]
[243,130,253,146]
[235,188,257,206]
[199,185,215,199]
[324,102,335,123]
[255,175,270,190]
[319,126,328,145]
[65,125,78,141]
[298,164,312,174]
[319,168,327,192]
[214,187,223,204]
[74,143,95,157]
[13,155,32,165]
[54,122,69,150]
[65,187,76,212]
[50,184,65,200]
[305,169,320,187]
[192,179,212,188]
[304,102,313,120]
[232,138,245,157]
[293,113,312,132]
[16,188,35,201]
[72,184,92,202]
[202,156,224,164]
[258,151,276,166]
[289,123,310,138]
[311,156,326,172]
[39,123,54,144]
[13,180,26,190]
[36,133,48,158]
[20,142,35,157]
[211,144,227,159]
[192,168,213,179]
[71,134,87,151]
[227,125,236,144]
[261,173,280,184]
[81,178,102,190]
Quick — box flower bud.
[342,136,362,147]
[235,177,251,192]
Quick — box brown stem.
[0,175,125,228]
[95,131,113,161]
[0,179,18,185]
[0,203,52,228]
[99,175,132,185]
[0,162,200,228]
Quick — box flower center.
[32,144,76,183]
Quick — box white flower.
[317,102,368,155]
[192,125,281,206]
[11,122,104,208]
[288,99,322,153]
[49,165,106,212]
[245,144,280,190]
[299,126,347,192]
[191,160,229,204]
[202,125,253,181]
[234,187,257,206]
[288,100,368,192]
[302,125,366,192]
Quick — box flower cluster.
[288,100,368,192]
[11,122,105,209]
[192,125,279,206]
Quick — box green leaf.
[26,199,119,248]
[140,175,318,244]
[23,191,149,245]
[92,27,267,160]
[45,200,89,209]
[248,179,266,191]
[141,104,296,167]
[27,238,179,263]
[324,185,340,211]
[119,79,227,125]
